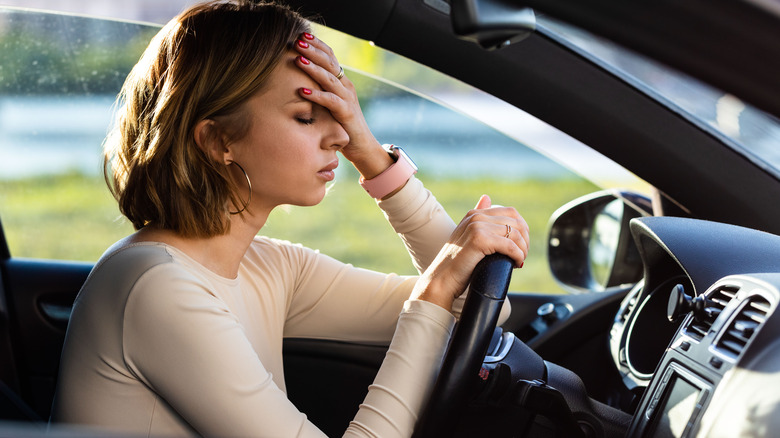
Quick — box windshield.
[538,17,780,177]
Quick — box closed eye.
[296,117,315,125]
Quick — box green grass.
[0,173,598,293]
[0,173,132,261]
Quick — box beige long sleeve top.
[52,177,496,437]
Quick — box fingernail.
[301,88,312,95]
[519,262,524,268]
[297,40,309,49]
[303,32,314,40]
[298,56,310,65]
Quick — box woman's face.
[227,51,349,211]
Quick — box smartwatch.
[359,144,418,199]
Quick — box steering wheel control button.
[680,341,691,351]
[474,363,513,406]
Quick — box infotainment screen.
[646,375,701,438]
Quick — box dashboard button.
[709,357,724,369]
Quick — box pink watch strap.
[359,145,418,199]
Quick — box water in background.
[0,94,580,181]
[0,95,115,178]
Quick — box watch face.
[396,147,418,171]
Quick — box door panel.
[0,258,90,419]
[283,338,387,436]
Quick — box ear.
[193,119,232,164]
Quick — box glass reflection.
[589,199,623,287]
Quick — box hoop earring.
[229,161,252,215]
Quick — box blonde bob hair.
[104,0,310,237]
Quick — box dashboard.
[609,217,780,437]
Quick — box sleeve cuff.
[376,176,428,222]
[402,299,456,333]
[451,291,512,326]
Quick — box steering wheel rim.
[413,253,514,438]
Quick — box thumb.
[475,194,492,209]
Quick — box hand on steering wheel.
[411,194,528,312]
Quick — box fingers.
[475,194,491,209]
[411,197,530,310]
[457,198,530,268]
[462,219,529,268]
[295,54,349,110]
[296,54,348,97]
[465,204,530,246]
[294,34,357,123]
[501,223,529,268]
[294,33,380,158]
[296,33,342,78]
[294,34,349,95]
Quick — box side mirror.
[547,190,652,293]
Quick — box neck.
[131,208,271,279]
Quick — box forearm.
[285,249,417,342]
[345,299,454,437]
[377,177,456,273]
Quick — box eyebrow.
[284,95,310,106]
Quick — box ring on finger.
[504,224,512,239]
[336,66,345,79]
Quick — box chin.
[294,189,329,207]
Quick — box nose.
[323,117,349,151]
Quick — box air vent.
[716,295,771,358]
[685,286,738,340]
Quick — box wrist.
[359,144,418,199]
[411,276,455,312]
[345,140,391,179]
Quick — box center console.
[626,275,776,437]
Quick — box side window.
[0,9,156,260]
[263,76,600,293]
[261,27,621,293]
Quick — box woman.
[51,1,529,437]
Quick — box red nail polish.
[303,32,314,40]
[301,88,312,95]
[297,40,309,49]
[519,262,524,268]
[298,56,310,65]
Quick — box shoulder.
[70,242,225,350]
[111,245,237,331]
[78,243,176,299]
[96,241,175,274]
[80,242,219,308]
[244,235,321,267]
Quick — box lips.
[317,159,339,182]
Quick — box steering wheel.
[413,253,514,438]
